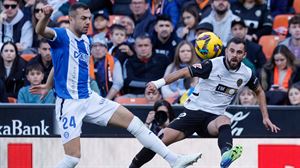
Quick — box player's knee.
[216,116,231,127]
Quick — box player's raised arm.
[36,5,55,40]
[254,84,281,133]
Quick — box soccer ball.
[195,32,223,59]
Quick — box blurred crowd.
[0,0,299,106]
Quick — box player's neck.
[69,27,82,38]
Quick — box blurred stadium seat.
[21,54,36,62]
[273,14,294,36]
[8,97,17,103]
[259,35,285,60]
[115,97,149,105]
[294,0,300,13]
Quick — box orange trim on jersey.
[273,66,292,89]
[104,53,115,91]
[198,0,209,10]
[89,57,95,80]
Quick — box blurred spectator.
[231,18,266,75]
[17,63,55,103]
[195,22,214,37]
[234,86,258,105]
[144,99,175,134]
[20,0,36,17]
[152,15,181,63]
[27,38,52,83]
[0,79,8,102]
[176,4,200,42]
[0,0,33,52]
[231,0,272,42]
[200,0,239,45]
[91,38,123,100]
[92,9,109,42]
[269,0,294,18]
[144,87,162,104]
[280,15,300,62]
[161,41,199,100]
[108,24,134,66]
[122,34,169,97]
[191,22,214,45]
[57,15,69,28]
[108,24,127,53]
[260,45,300,105]
[288,82,300,105]
[119,15,135,43]
[182,0,212,19]
[50,0,113,22]
[31,0,56,49]
[148,0,180,27]
[130,0,156,38]
[0,41,26,98]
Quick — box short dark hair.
[153,100,175,121]
[68,2,89,16]
[226,37,247,51]
[135,33,151,43]
[26,63,44,75]
[38,38,49,48]
[288,14,300,27]
[155,15,172,24]
[110,24,126,34]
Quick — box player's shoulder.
[240,62,253,76]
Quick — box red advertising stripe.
[8,143,32,168]
[258,145,300,168]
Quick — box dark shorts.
[168,108,219,138]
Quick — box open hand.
[263,118,280,133]
[29,84,50,100]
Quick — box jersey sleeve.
[245,71,259,90]
[48,28,65,48]
[188,59,213,79]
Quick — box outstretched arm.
[254,84,280,133]
[36,5,55,39]
[149,67,191,91]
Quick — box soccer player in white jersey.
[129,37,280,168]
[32,2,201,168]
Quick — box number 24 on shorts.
[62,116,76,129]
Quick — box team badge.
[255,10,261,17]
[237,79,243,87]
[64,132,69,139]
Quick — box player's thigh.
[161,127,185,146]
[84,92,132,128]
[63,137,81,158]
[207,115,231,136]
[55,97,85,145]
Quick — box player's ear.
[243,51,247,59]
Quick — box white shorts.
[55,91,120,144]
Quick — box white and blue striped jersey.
[49,28,92,99]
